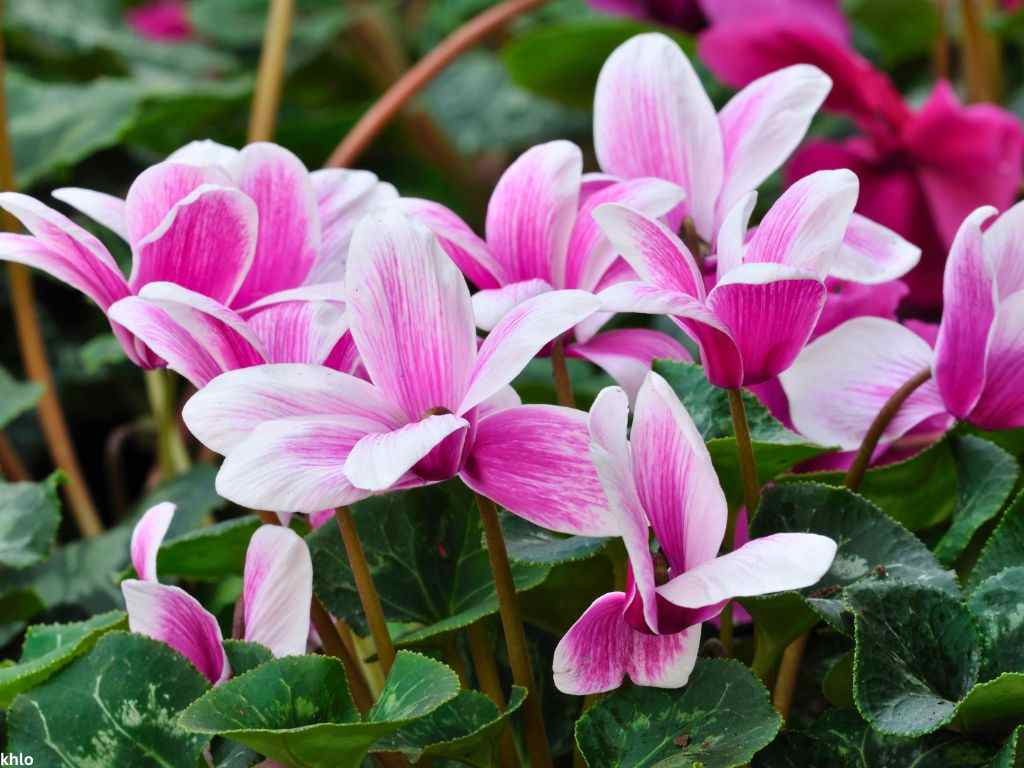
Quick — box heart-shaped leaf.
[0,366,43,429]
[968,490,1024,593]
[501,513,608,565]
[967,567,1024,681]
[0,476,61,570]
[156,516,261,581]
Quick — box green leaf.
[954,673,1024,737]
[0,610,126,707]
[740,483,956,669]
[502,18,693,109]
[822,652,855,709]
[308,483,549,646]
[934,436,1019,565]
[156,516,261,581]
[848,581,979,736]
[967,567,1024,680]
[501,512,608,565]
[791,436,958,530]
[133,464,227,535]
[576,659,781,768]
[373,687,527,767]
[180,651,460,768]
[968,489,1024,592]
[0,476,61,569]
[655,361,832,504]
[990,725,1023,768]
[221,640,272,677]
[0,365,43,428]
[7,632,211,767]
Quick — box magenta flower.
[400,140,692,400]
[126,0,192,42]
[0,141,394,386]
[552,374,836,694]
[782,203,1024,452]
[699,20,1024,309]
[593,169,865,387]
[121,503,313,683]
[183,208,617,537]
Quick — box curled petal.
[244,525,313,658]
[471,279,553,332]
[124,161,230,246]
[830,213,921,284]
[130,502,175,582]
[52,187,128,242]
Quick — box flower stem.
[475,493,553,768]
[550,338,576,408]
[309,596,374,713]
[961,0,1002,103]
[334,505,397,675]
[724,388,759,658]
[467,621,520,768]
[771,632,808,721]
[248,0,294,143]
[325,0,550,168]
[844,367,933,492]
[0,431,29,481]
[144,368,191,480]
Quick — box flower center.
[653,551,671,587]
[423,406,453,418]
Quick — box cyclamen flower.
[126,0,192,42]
[594,169,862,387]
[699,19,1024,309]
[0,140,395,386]
[553,374,836,694]
[121,503,313,683]
[401,140,691,400]
[184,209,618,538]
[782,203,1024,453]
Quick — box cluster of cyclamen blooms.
[3,32,1023,695]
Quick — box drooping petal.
[347,208,476,418]
[130,502,175,582]
[830,213,921,284]
[230,143,321,306]
[471,279,553,332]
[484,140,582,285]
[981,200,1024,300]
[567,329,691,402]
[592,202,704,298]
[706,264,826,384]
[0,193,129,308]
[631,373,727,572]
[968,291,1024,429]
[780,317,945,450]
[657,533,837,608]
[715,64,831,223]
[343,414,470,491]
[216,416,385,513]
[130,186,258,305]
[934,206,998,418]
[459,290,599,414]
[245,301,348,365]
[627,622,700,689]
[397,198,504,290]
[564,177,685,292]
[593,33,723,238]
[461,405,615,536]
[589,387,658,632]
[124,161,230,246]
[52,188,128,241]
[742,169,858,278]
[305,169,398,284]
[122,580,229,684]
[243,525,313,657]
[183,363,402,454]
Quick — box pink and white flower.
[121,503,313,683]
[183,208,617,536]
[0,140,395,386]
[553,373,836,694]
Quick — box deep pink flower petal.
[126,0,192,42]
[231,144,321,306]
[485,141,582,285]
[935,206,998,418]
[182,364,402,455]
[780,317,947,450]
[243,526,313,657]
[130,502,175,582]
[968,292,1024,429]
[461,405,615,536]
[245,301,348,365]
[831,213,920,284]
[707,265,826,384]
[52,188,128,242]
[124,162,231,247]
[567,328,691,401]
[715,64,831,224]
[632,373,727,571]
[347,208,477,419]
[657,533,836,608]
[471,279,553,331]
[398,198,504,290]
[701,0,850,43]
[594,33,723,237]
[122,580,229,684]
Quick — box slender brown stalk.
[933,0,949,79]
[476,494,553,768]
[961,0,1002,102]
[325,0,550,168]
[844,368,933,492]
[550,338,576,408]
[468,621,520,768]
[310,597,374,713]
[248,0,294,143]
[0,431,29,481]
[444,635,470,688]
[772,632,808,721]
[334,505,397,675]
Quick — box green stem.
[144,368,191,480]
[724,388,759,659]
